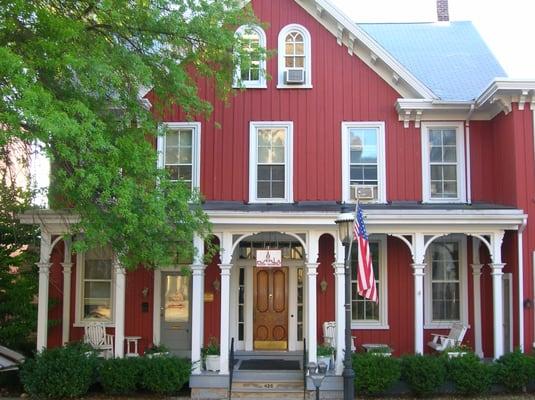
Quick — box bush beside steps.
[20,342,191,398]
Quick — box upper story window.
[277,24,312,88]
[157,122,201,190]
[424,237,468,328]
[234,25,267,89]
[421,122,465,203]
[351,236,388,329]
[76,246,114,324]
[249,121,293,203]
[341,122,386,203]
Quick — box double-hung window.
[421,122,465,203]
[341,122,386,203]
[234,25,267,88]
[157,122,201,190]
[277,24,312,88]
[249,122,293,203]
[424,237,468,328]
[76,246,114,324]
[350,236,388,329]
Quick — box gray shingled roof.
[358,21,507,100]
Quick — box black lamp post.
[335,203,355,400]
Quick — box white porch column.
[114,261,126,358]
[61,237,73,345]
[219,232,233,375]
[36,231,52,351]
[333,261,345,374]
[191,235,206,375]
[412,263,426,354]
[306,231,320,365]
[471,264,484,357]
[491,263,505,359]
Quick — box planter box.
[446,351,467,359]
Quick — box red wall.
[151,0,423,203]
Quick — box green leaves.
[1,0,261,268]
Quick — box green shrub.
[401,354,446,397]
[20,343,98,398]
[447,352,492,395]
[99,357,143,395]
[494,350,535,392]
[140,355,191,395]
[352,352,401,395]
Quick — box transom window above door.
[421,122,465,203]
[341,122,386,203]
[249,122,293,203]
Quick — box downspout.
[518,218,527,352]
[465,105,475,204]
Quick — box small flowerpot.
[205,355,220,371]
[317,355,331,369]
[447,351,467,359]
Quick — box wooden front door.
[253,267,288,350]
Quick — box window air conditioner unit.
[352,185,375,201]
[284,68,305,84]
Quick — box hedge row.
[20,342,190,398]
[353,350,535,397]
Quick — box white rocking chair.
[427,322,468,352]
[84,322,114,358]
[323,321,356,352]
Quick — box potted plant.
[444,344,470,358]
[144,344,170,358]
[317,344,334,369]
[368,345,393,357]
[202,337,220,371]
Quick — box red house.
[21,0,535,398]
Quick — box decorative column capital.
[490,263,506,276]
[471,264,483,276]
[411,263,426,276]
[306,263,319,276]
[218,263,232,276]
[191,263,207,275]
[332,262,345,275]
[37,262,52,274]
[61,262,73,273]
[114,266,126,275]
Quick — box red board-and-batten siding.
[43,0,534,355]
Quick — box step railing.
[229,337,235,400]
[303,338,307,400]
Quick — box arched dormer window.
[278,24,312,88]
[234,25,267,89]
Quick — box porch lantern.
[335,203,355,400]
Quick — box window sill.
[277,84,313,89]
[248,198,293,204]
[424,322,470,330]
[422,198,467,204]
[233,84,267,89]
[74,321,115,328]
[351,323,390,330]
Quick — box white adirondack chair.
[427,322,468,352]
[84,322,114,358]
[323,321,356,352]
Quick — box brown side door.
[253,267,288,350]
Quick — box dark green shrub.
[494,350,535,392]
[140,355,191,395]
[99,357,143,395]
[352,352,401,395]
[401,354,446,397]
[20,343,98,398]
[447,352,492,395]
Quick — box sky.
[331,0,535,78]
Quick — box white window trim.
[157,122,201,190]
[249,121,294,203]
[424,235,469,329]
[341,121,387,204]
[74,251,116,327]
[351,235,389,329]
[421,121,466,203]
[277,24,312,89]
[233,25,267,89]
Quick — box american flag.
[353,204,378,303]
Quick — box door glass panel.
[164,275,190,323]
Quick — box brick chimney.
[437,0,449,21]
